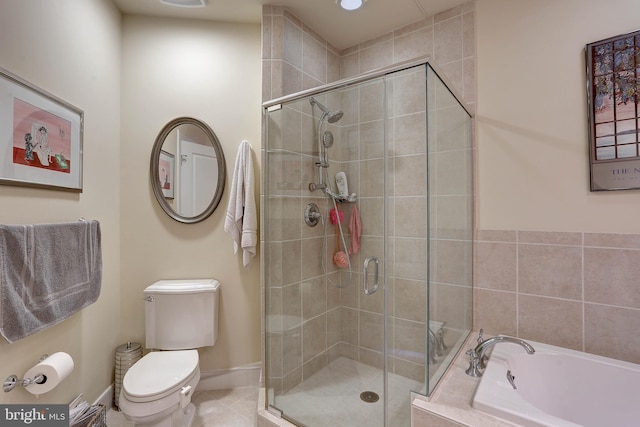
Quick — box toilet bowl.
[119,350,199,427]
[119,279,220,427]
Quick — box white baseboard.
[196,362,261,391]
[93,384,114,410]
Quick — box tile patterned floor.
[107,386,259,427]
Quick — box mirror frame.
[150,117,226,224]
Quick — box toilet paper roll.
[23,352,74,395]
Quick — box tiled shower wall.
[261,2,477,396]
[475,230,640,364]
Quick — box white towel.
[224,140,257,267]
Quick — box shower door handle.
[363,256,379,295]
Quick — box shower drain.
[360,391,379,403]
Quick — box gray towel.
[0,220,102,343]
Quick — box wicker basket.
[74,404,106,427]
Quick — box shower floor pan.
[275,356,422,427]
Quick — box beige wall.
[476,0,640,233]
[475,0,640,363]
[0,0,122,404]
[0,3,262,407]
[120,15,262,372]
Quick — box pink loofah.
[333,251,349,268]
[329,208,344,225]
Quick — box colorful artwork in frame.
[0,66,83,191]
[159,150,175,199]
[586,30,640,191]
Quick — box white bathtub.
[471,339,640,427]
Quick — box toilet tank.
[144,279,220,350]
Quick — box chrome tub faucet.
[465,329,535,377]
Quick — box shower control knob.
[304,203,322,227]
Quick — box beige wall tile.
[434,16,462,64]
[303,32,327,82]
[394,113,428,156]
[283,17,302,68]
[282,326,302,375]
[281,61,303,96]
[475,241,516,291]
[341,307,359,345]
[282,282,301,329]
[584,232,640,249]
[519,295,583,350]
[584,247,640,309]
[281,241,302,285]
[302,352,328,379]
[301,277,327,320]
[360,311,384,352]
[302,314,327,362]
[359,79,385,123]
[394,27,433,64]
[395,196,428,238]
[395,154,427,197]
[476,230,516,242]
[394,237,428,281]
[391,69,427,117]
[393,318,426,364]
[518,244,582,300]
[394,278,428,322]
[359,40,394,74]
[518,230,582,245]
[301,237,324,280]
[434,239,471,286]
[434,283,473,330]
[585,303,640,364]
[473,288,516,336]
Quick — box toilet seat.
[122,350,199,403]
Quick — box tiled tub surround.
[475,230,640,365]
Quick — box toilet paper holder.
[3,354,49,393]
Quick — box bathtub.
[471,339,640,427]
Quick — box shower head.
[326,110,344,123]
[310,97,344,123]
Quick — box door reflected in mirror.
[150,117,226,223]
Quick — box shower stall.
[262,58,473,427]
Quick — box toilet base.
[127,403,195,427]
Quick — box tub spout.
[465,333,535,377]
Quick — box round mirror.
[150,117,226,223]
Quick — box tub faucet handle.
[465,348,482,377]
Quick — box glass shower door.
[264,75,389,427]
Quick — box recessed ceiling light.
[337,0,367,11]
[160,0,206,7]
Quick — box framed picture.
[159,150,175,199]
[586,30,640,191]
[0,66,83,192]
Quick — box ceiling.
[112,0,468,50]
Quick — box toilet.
[119,279,220,427]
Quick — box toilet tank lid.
[145,279,220,294]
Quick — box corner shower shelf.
[335,193,357,203]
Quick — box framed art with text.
[587,29,640,191]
